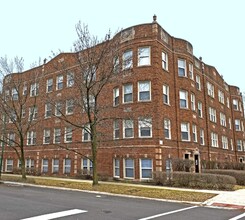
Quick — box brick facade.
[1,17,245,180]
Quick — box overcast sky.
[1,0,245,92]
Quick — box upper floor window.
[218,90,224,104]
[235,119,241,131]
[123,119,134,138]
[46,78,53,93]
[179,90,188,108]
[197,102,203,118]
[200,129,205,145]
[164,118,171,139]
[113,56,120,73]
[27,131,36,145]
[233,99,238,110]
[222,136,228,149]
[162,51,168,70]
[192,124,197,142]
[190,93,196,111]
[12,88,18,100]
[64,127,72,143]
[113,119,120,139]
[207,82,214,98]
[113,87,119,106]
[211,132,218,147]
[56,75,63,90]
[178,59,186,77]
[209,107,217,123]
[237,140,243,151]
[138,117,152,138]
[29,106,38,121]
[82,125,91,142]
[138,81,151,101]
[23,84,27,96]
[196,75,201,90]
[180,122,190,141]
[54,128,61,144]
[30,83,39,97]
[189,63,194,80]
[227,97,230,108]
[67,72,74,87]
[122,50,133,70]
[163,85,170,105]
[66,99,74,115]
[220,112,226,127]
[45,103,52,118]
[138,47,150,66]
[55,101,62,116]
[123,84,133,103]
[43,129,51,144]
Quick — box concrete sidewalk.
[203,189,245,209]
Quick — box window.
[25,159,34,169]
[122,50,133,70]
[207,82,214,98]
[56,75,63,90]
[138,47,150,66]
[124,158,134,178]
[113,87,119,106]
[196,75,201,90]
[43,129,51,144]
[82,158,93,175]
[45,103,52,118]
[227,97,230,108]
[8,132,15,146]
[138,81,151,101]
[46,78,53,93]
[220,112,226,127]
[178,59,186,77]
[5,90,10,101]
[197,102,203,118]
[163,85,170,105]
[229,118,232,129]
[54,128,61,144]
[42,159,48,173]
[9,111,17,123]
[235,119,241,131]
[179,90,188,108]
[64,127,72,143]
[164,119,171,139]
[82,125,91,142]
[66,99,74,115]
[123,84,133,103]
[233,99,238,110]
[138,117,152,138]
[181,122,190,141]
[189,63,194,80]
[237,140,243,151]
[162,51,168,70]
[5,159,13,172]
[30,83,39,97]
[140,159,152,179]
[222,136,228,149]
[114,158,120,178]
[52,159,59,173]
[27,131,36,145]
[29,106,38,121]
[23,84,27,96]
[123,119,134,138]
[209,107,216,123]
[192,124,197,142]
[190,93,196,111]
[231,139,234,151]
[113,56,120,73]
[64,158,71,174]
[83,95,95,112]
[55,101,62,116]
[67,72,74,87]
[12,88,18,100]
[113,119,120,139]
[22,108,26,118]
[211,132,218,147]
[200,129,205,145]
[218,90,224,104]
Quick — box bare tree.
[0,56,41,179]
[47,22,120,185]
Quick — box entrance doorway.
[194,154,199,173]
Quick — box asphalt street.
[0,183,244,220]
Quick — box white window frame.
[45,103,52,118]
[197,102,203,118]
[138,81,151,101]
[192,124,197,142]
[82,125,91,142]
[218,90,224,104]
[81,158,93,175]
[237,140,243,151]
[123,84,133,103]
[162,51,168,70]
[138,46,150,66]
[46,78,53,93]
[30,83,39,97]
[190,93,196,111]
[207,82,215,98]
[211,132,219,147]
[56,75,63,90]
[113,158,120,178]
[64,127,72,143]
[123,119,134,138]
[179,90,188,109]
[113,87,119,106]
[220,112,226,127]
[55,101,62,116]
[5,159,13,172]
[164,118,171,139]
[222,136,228,149]
[124,158,134,179]
[66,99,74,115]
[63,158,71,174]
[27,131,36,145]
[209,107,217,123]
[233,99,238,110]
[181,122,190,141]
[42,159,48,173]
[43,129,51,144]
[113,119,119,140]
[178,59,186,77]
[196,75,201,90]
[200,129,205,145]
[163,84,170,105]
[138,117,152,138]
[140,158,153,179]
[189,63,194,80]
[52,159,59,173]
[12,88,18,100]
[122,50,133,70]
[29,106,38,121]
[235,119,241,131]
[67,72,74,87]
[53,128,61,144]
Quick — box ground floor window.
[124,158,134,178]
[42,159,48,173]
[64,158,71,174]
[5,159,13,172]
[26,159,34,169]
[52,159,59,173]
[140,158,153,179]
[113,158,120,178]
[81,158,93,175]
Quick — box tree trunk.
[20,148,26,180]
[91,126,98,186]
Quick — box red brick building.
[1,17,245,180]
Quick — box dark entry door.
[194,154,199,173]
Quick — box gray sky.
[1,0,245,92]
